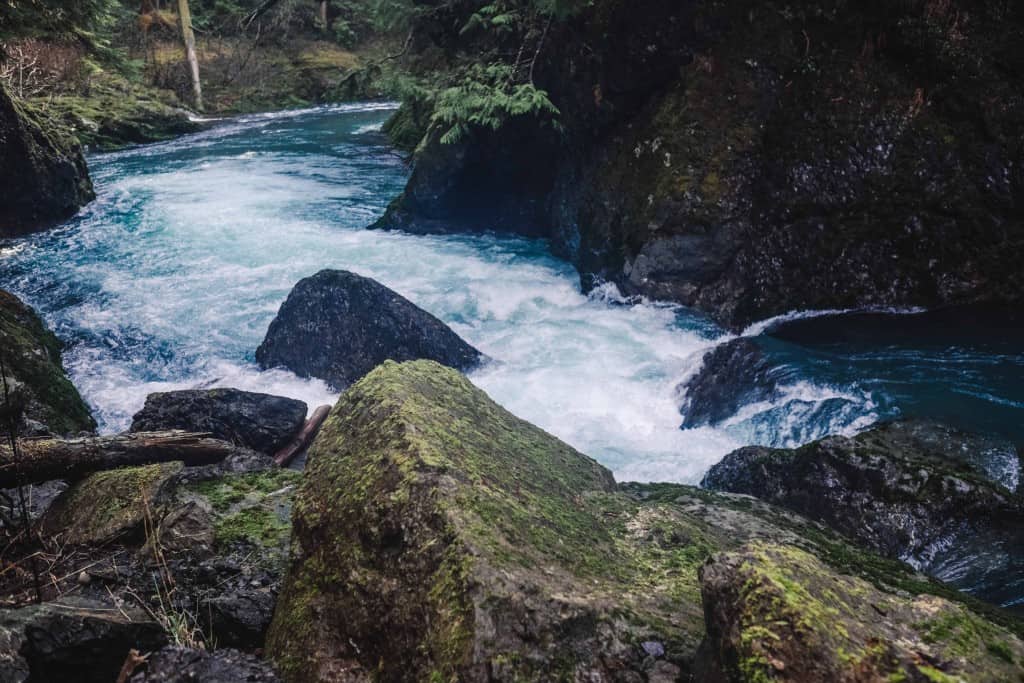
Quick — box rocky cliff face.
[378,0,1024,329]
[0,84,94,237]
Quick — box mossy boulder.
[0,290,95,435]
[699,542,1024,682]
[703,420,1024,610]
[0,83,94,237]
[266,360,1022,681]
[39,461,184,546]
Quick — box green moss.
[214,506,290,547]
[0,290,95,434]
[191,469,301,512]
[40,461,183,544]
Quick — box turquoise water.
[0,104,1021,487]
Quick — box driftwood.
[274,404,331,467]
[0,431,248,488]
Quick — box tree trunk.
[177,0,203,111]
[0,431,248,488]
[319,0,330,30]
[274,404,331,466]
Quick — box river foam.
[0,103,887,483]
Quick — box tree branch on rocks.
[0,431,253,489]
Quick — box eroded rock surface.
[256,270,483,390]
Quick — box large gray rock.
[703,420,1024,609]
[256,270,483,390]
[130,388,308,455]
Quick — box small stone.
[640,640,665,658]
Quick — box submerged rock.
[699,542,1024,682]
[678,338,782,428]
[130,388,308,455]
[266,360,1023,681]
[0,84,94,237]
[703,420,1024,608]
[0,597,166,683]
[129,646,281,682]
[0,290,96,435]
[256,270,483,390]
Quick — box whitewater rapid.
[0,103,886,483]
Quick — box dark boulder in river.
[0,289,95,435]
[0,83,94,237]
[678,338,783,428]
[703,419,1024,610]
[130,388,308,455]
[256,269,483,390]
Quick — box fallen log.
[274,404,331,467]
[0,430,248,488]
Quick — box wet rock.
[678,339,783,428]
[130,388,308,455]
[698,543,1024,682]
[266,360,1018,681]
[39,461,184,545]
[0,290,96,435]
[204,588,277,649]
[256,270,483,390]
[0,83,94,237]
[129,646,281,683]
[703,420,1024,608]
[0,597,166,683]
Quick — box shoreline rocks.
[0,84,94,238]
[0,289,95,435]
[130,389,308,455]
[256,270,483,390]
[703,420,1024,610]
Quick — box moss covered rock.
[266,361,1022,681]
[0,289,95,435]
[699,542,1024,682]
[0,83,94,237]
[39,461,184,546]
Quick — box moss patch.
[40,462,183,545]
